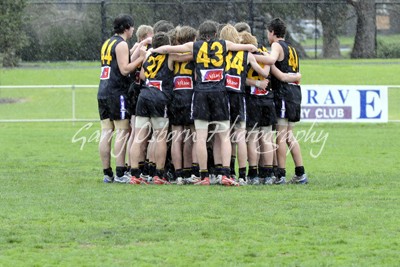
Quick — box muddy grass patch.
[0,98,27,104]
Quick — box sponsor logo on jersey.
[100,66,110,80]
[200,69,224,82]
[226,74,241,90]
[250,85,269,96]
[146,80,163,91]
[174,76,193,90]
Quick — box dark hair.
[152,32,171,49]
[177,26,198,44]
[198,20,218,41]
[153,20,174,33]
[267,18,286,38]
[113,14,134,34]
[234,22,252,33]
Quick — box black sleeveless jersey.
[173,58,195,105]
[193,39,227,92]
[271,40,301,102]
[98,35,131,99]
[245,51,273,100]
[140,52,174,103]
[225,50,249,94]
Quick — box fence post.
[101,0,107,43]
[72,85,76,123]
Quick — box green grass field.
[0,60,400,266]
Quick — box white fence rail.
[0,84,399,123]
[0,85,98,123]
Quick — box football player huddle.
[97,15,308,187]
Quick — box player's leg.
[287,123,308,184]
[99,118,114,182]
[275,119,289,184]
[113,119,130,182]
[151,117,171,184]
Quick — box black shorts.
[246,96,276,128]
[127,83,141,116]
[168,104,193,126]
[228,92,246,125]
[107,95,129,121]
[98,98,110,120]
[192,90,230,122]
[135,94,168,118]
[275,99,301,122]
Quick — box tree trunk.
[320,5,347,58]
[348,0,376,58]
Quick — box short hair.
[198,20,218,41]
[176,26,198,44]
[151,32,171,49]
[153,20,174,33]
[167,26,180,46]
[113,14,134,34]
[219,24,240,43]
[239,31,258,47]
[234,22,251,33]
[267,17,286,38]
[136,25,153,42]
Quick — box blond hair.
[219,24,240,43]
[239,31,258,47]
[136,25,154,41]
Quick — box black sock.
[149,162,156,176]
[248,166,258,178]
[116,166,125,177]
[230,157,236,175]
[265,166,274,177]
[278,168,286,178]
[222,166,230,176]
[175,169,183,179]
[192,163,200,177]
[183,168,191,178]
[142,160,150,175]
[103,167,113,177]
[215,164,223,175]
[295,166,305,176]
[273,165,279,177]
[200,169,209,179]
[239,167,246,179]
[258,166,267,178]
[130,168,140,178]
[138,161,145,173]
[156,169,164,178]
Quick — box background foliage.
[1,0,400,66]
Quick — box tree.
[0,0,28,67]
[320,4,348,58]
[347,0,376,58]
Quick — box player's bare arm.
[226,40,258,53]
[116,41,144,76]
[151,42,194,54]
[247,52,270,78]
[271,65,302,83]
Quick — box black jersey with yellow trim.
[245,51,273,99]
[224,50,249,94]
[98,35,132,99]
[271,40,300,97]
[193,39,227,92]
[140,52,174,102]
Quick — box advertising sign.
[300,85,388,122]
